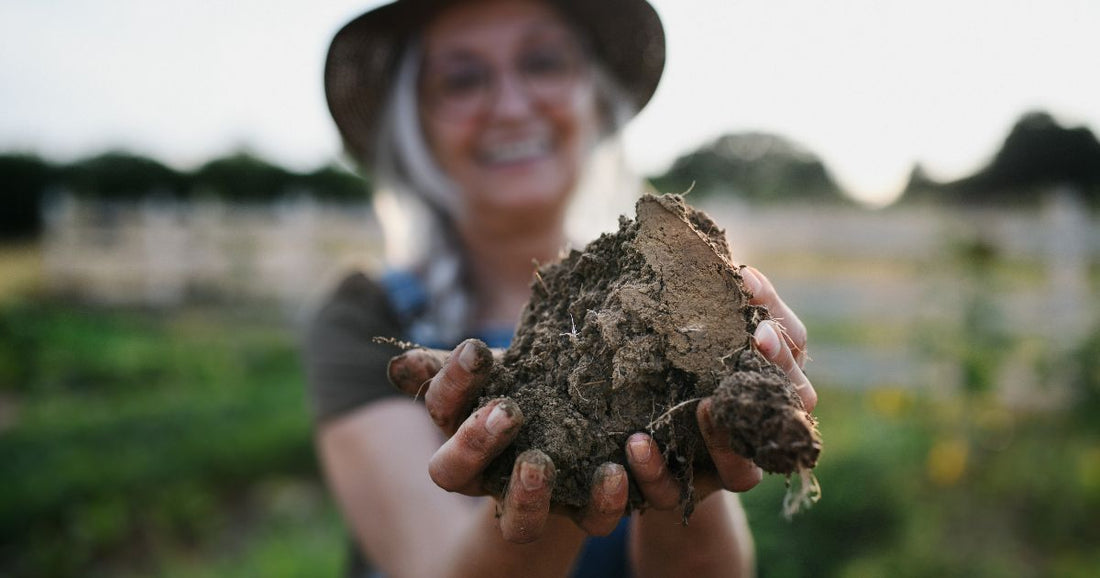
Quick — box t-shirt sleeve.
[303,272,407,423]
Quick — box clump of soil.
[480,194,821,517]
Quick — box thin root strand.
[646,397,703,432]
[782,468,821,520]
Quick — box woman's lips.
[478,136,552,166]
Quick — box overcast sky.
[2,0,1097,204]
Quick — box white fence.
[42,193,383,309]
[40,190,1099,393]
[698,189,1099,394]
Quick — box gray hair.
[370,38,641,346]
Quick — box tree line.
[649,132,850,205]
[1,151,369,239]
[4,109,1097,240]
[900,111,1100,207]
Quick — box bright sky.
[2,0,1098,205]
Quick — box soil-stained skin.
[479,194,821,514]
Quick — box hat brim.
[324,0,665,167]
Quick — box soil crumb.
[480,194,821,517]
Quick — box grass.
[743,376,1100,578]
[0,300,324,578]
[2,295,1098,577]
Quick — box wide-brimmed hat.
[324,0,666,166]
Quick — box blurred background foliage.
[0,108,1098,577]
[0,303,341,577]
[0,151,368,241]
[648,132,849,204]
[5,109,1100,240]
[1,296,1096,577]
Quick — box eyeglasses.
[419,33,587,121]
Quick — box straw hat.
[324,0,665,166]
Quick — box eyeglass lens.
[420,32,584,120]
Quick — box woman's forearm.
[629,493,755,578]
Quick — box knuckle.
[428,457,460,491]
[773,341,798,371]
[426,404,452,431]
[456,421,495,462]
[432,371,465,403]
[781,354,801,376]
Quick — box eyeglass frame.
[416,26,593,122]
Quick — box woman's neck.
[457,216,566,328]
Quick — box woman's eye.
[521,48,573,79]
[440,67,488,96]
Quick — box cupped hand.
[626,265,818,508]
[388,265,816,528]
[387,340,628,543]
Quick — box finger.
[499,449,555,544]
[424,339,493,435]
[576,463,628,536]
[428,398,523,494]
[387,347,448,397]
[697,398,763,493]
[625,433,680,510]
[740,267,809,367]
[754,321,818,413]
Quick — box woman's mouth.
[479,136,552,166]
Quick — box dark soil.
[479,194,821,516]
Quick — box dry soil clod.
[472,194,821,517]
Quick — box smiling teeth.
[483,138,550,164]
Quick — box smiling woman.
[304,1,817,577]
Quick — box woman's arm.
[317,398,589,578]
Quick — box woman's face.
[419,0,599,222]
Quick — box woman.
[306,0,818,576]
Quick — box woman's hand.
[387,265,816,535]
[626,265,818,508]
[387,341,628,543]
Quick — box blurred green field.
[0,301,344,577]
[1,292,1098,577]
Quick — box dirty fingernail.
[485,402,516,435]
[627,436,652,464]
[754,322,780,357]
[386,353,407,381]
[457,340,479,372]
[602,465,626,493]
[519,461,545,491]
[740,267,762,296]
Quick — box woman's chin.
[480,186,569,216]
[472,172,574,216]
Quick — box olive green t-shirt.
[303,272,406,423]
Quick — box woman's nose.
[489,70,537,119]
